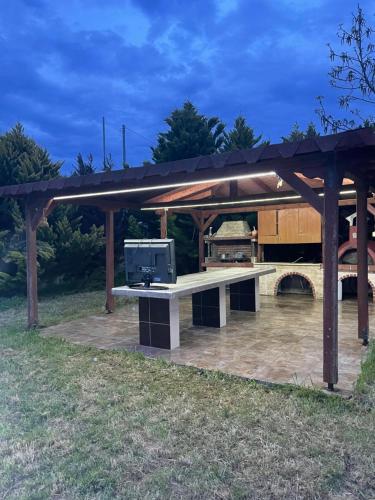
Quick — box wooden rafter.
[145,181,219,204]
[251,178,273,193]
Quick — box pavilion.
[1,127,374,390]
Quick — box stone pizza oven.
[204,220,256,267]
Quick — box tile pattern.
[139,297,171,349]
[230,279,256,311]
[192,288,221,327]
[41,295,373,392]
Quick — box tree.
[103,153,114,172]
[282,122,320,143]
[72,153,95,176]
[222,116,263,151]
[0,124,106,295]
[152,101,225,163]
[0,124,61,294]
[0,123,61,186]
[317,5,375,132]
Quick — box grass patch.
[356,340,375,406]
[0,292,374,498]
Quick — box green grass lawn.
[0,292,374,499]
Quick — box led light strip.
[141,195,302,210]
[53,171,276,201]
[318,190,356,197]
[141,190,358,211]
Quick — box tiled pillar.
[229,277,259,312]
[192,285,226,327]
[139,297,180,349]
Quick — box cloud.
[0,0,372,174]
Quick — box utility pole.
[102,116,106,168]
[122,124,127,168]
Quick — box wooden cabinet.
[258,207,321,244]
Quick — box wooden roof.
[0,127,374,210]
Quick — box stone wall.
[206,262,375,301]
[255,263,324,298]
[255,262,375,301]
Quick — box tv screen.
[124,239,176,287]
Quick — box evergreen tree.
[0,124,106,295]
[0,123,61,186]
[152,101,225,163]
[72,153,95,176]
[222,116,263,151]
[282,122,320,143]
[0,124,61,294]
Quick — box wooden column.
[198,228,204,271]
[323,166,341,390]
[160,210,168,239]
[25,203,38,328]
[191,212,217,272]
[105,210,115,313]
[356,178,369,345]
[257,243,264,262]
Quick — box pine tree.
[282,122,320,143]
[222,116,263,151]
[152,101,225,163]
[0,124,106,295]
[0,123,61,186]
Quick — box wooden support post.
[160,210,168,239]
[198,228,204,272]
[190,212,217,272]
[323,166,341,390]
[105,210,115,313]
[257,243,264,262]
[25,203,38,328]
[356,178,369,345]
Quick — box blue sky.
[0,0,373,174]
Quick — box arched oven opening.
[340,276,373,302]
[277,274,314,297]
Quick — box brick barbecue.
[204,220,257,267]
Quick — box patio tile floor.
[41,295,373,392]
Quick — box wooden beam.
[25,202,38,328]
[229,180,238,199]
[105,210,115,313]
[251,178,273,193]
[197,197,371,217]
[322,166,342,390]
[159,210,168,238]
[60,198,135,210]
[276,169,324,215]
[191,212,202,230]
[356,178,369,344]
[201,214,217,233]
[145,182,219,204]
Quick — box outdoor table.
[112,267,275,350]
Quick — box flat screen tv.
[124,239,177,288]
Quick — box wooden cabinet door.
[297,207,322,243]
[278,208,299,243]
[258,210,278,243]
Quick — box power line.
[125,125,154,145]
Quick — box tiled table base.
[41,295,372,392]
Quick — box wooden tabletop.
[112,266,275,300]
